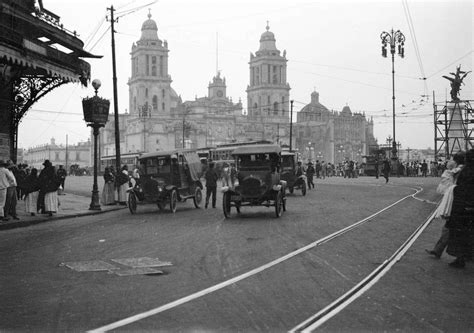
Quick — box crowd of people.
[0,159,63,221]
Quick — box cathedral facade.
[98,14,375,165]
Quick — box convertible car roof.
[232,144,281,155]
[281,151,297,156]
[139,149,195,160]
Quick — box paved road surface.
[0,176,472,332]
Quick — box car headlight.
[157,186,163,192]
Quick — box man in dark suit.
[204,161,218,208]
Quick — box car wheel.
[301,182,307,196]
[193,187,202,208]
[275,191,283,218]
[223,192,231,218]
[128,192,137,214]
[170,189,177,213]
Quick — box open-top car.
[127,149,203,214]
[221,144,286,218]
[281,151,307,196]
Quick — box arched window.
[253,103,258,116]
[162,89,165,99]
[133,96,137,113]
[273,102,279,115]
[152,95,158,111]
[281,96,285,115]
[162,102,165,111]
[145,88,148,98]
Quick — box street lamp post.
[380,28,405,158]
[82,79,110,211]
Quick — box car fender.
[195,180,204,189]
[272,184,282,191]
[165,185,175,192]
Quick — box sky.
[18,0,473,150]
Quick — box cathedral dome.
[258,23,277,52]
[140,12,159,41]
[341,105,352,115]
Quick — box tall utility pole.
[289,100,294,151]
[107,5,121,173]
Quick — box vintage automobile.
[280,151,307,196]
[221,144,286,218]
[127,149,203,214]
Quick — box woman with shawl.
[38,160,59,216]
[101,167,115,205]
[24,168,40,216]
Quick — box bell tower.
[208,71,227,100]
[246,23,290,122]
[128,11,172,117]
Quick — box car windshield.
[281,155,294,170]
[237,153,279,172]
[144,156,171,175]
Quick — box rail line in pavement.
[289,209,437,332]
[88,187,427,332]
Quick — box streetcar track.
[290,209,437,332]
[88,187,428,332]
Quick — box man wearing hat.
[0,160,16,222]
[306,161,315,189]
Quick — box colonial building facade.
[23,137,91,169]
[97,13,376,164]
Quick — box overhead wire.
[84,15,106,49]
[88,26,111,52]
[425,49,474,79]
[402,0,428,98]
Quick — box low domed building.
[295,91,377,163]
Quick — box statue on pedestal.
[442,65,471,101]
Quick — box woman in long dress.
[38,160,59,216]
[101,167,115,205]
[117,165,130,205]
[24,168,40,216]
